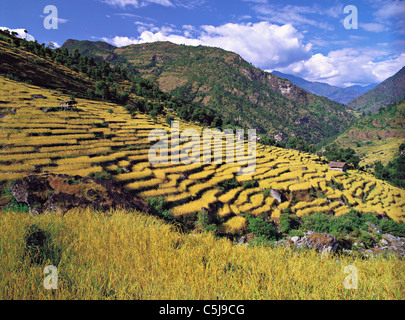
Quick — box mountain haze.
[62,39,355,144]
[271,70,378,104]
[348,66,405,114]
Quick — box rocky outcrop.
[306,233,339,254]
[270,189,283,204]
[8,174,150,214]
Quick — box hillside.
[271,71,377,104]
[62,40,355,145]
[348,66,405,114]
[0,33,404,224]
[332,99,405,168]
[0,36,93,96]
[1,75,404,224]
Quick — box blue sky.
[1,0,404,87]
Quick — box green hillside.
[348,66,405,114]
[330,99,405,168]
[62,40,355,145]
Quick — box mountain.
[0,37,93,95]
[62,39,354,145]
[348,66,405,114]
[271,71,378,104]
[330,98,405,168]
[347,84,378,95]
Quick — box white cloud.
[101,22,312,69]
[375,0,405,20]
[0,27,35,41]
[102,0,173,8]
[360,22,388,32]
[276,47,405,87]
[101,0,203,8]
[251,3,336,31]
[372,0,405,34]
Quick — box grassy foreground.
[0,208,404,300]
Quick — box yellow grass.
[172,189,220,216]
[218,216,247,234]
[218,187,244,204]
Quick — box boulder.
[270,189,283,204]
[305,233,338,254]
[290,236,300,244]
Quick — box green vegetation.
[374,143,405,189]
[61,39,355,145]
[322,144,361,168]
[348,66,405,114]
[243,214,281,243]
[299,211,405,238]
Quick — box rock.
[353,242,366,252]
[7,174,150,214]
[270,189,282,204]
[290,236,300,243]
[9,175,50,213]
[380,239,389,246]
[305,233,338,254]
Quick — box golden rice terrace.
[0,76,404,226]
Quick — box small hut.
[59,100,78,111]
[328,161,347,172]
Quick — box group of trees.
[321,144,361,168]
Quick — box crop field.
[1,208,404,300]
[1,76,405,231]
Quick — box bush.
[217,179,240,192]
[243,180,259,189]
[360,231,375,249]
[195,210,218,233]
[379,219,405,237]
[245,214,280,241]
[301,212,330,234]
[279,213,300,234]
[329,211,365,236]
[289,229,304,237]
[89,170,112,180]
[146,197,174,222]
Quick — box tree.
[323,144,360,168]
[95,81,110,100]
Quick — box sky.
[1,0,404,87]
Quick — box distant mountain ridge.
[348,66,405,114]
[62,39,355,145]
[271,70,378,104]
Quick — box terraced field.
[1,76,404,228]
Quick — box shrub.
[146,196,174,222]
[360,231,375,249]
[217,178,240,192]
[89,170,112,180]
[379,219,405,237]
[329,210,365,236]
[245,214,280,241]
[279,213,300,234]
[301,212,330,234]
[195,209,218,233]
[289,229,304,238]
[243,180,259,189]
